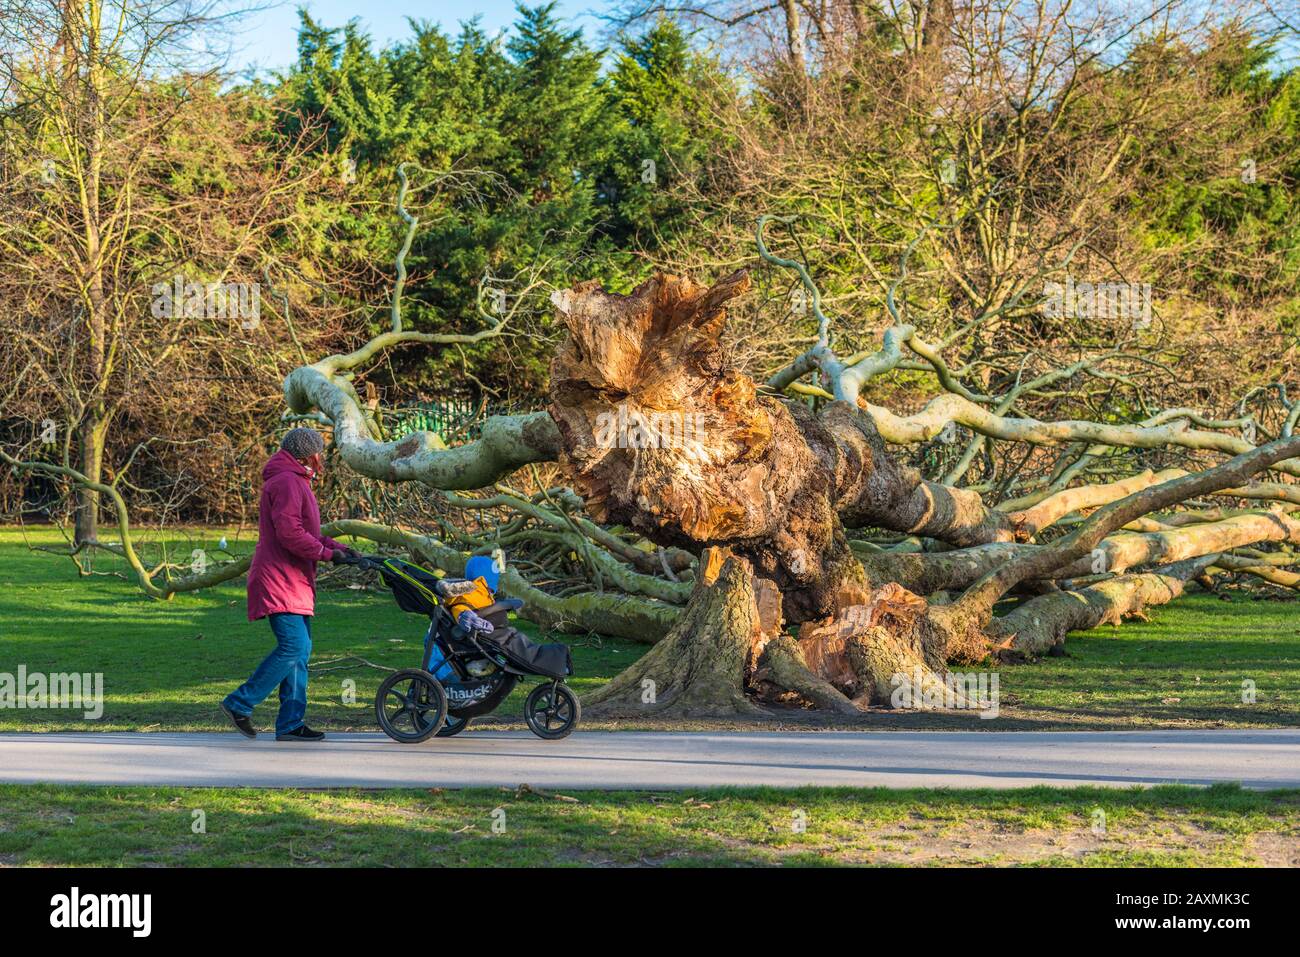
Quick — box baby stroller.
[340,554,580,742]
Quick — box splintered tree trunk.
[548,270,866,623]
[794,583,951,706]
[548,272,956,714]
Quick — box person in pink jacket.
[220,428,355,741]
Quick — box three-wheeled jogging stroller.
[340,554,580,742]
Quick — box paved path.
[0,729,1296,789]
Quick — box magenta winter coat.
[245,450,343,621]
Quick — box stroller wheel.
[375,669,447,743]
[436,714,472,737]
[524,682,580,740]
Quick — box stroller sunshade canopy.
[378,558,445,616]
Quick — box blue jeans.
[224,613,312,735]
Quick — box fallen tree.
[537,269,1300,715]
[9,176,1300,721]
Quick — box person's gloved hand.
[329,549,349,564]
[436,578,477,598]
[342,546,361,560]
[457,609,495,635]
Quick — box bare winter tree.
[0,0,357,548]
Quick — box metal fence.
[384,397,528,446]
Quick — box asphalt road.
[0,729,1297,789]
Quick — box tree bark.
[73,416,106,544]
[781,0,808,74]
[548,271,866,623]
[582,551,772,718]
[73,4,109,546]
[989,557,1217,659]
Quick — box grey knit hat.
[281,427,325,460]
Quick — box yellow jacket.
[447,577,495,621]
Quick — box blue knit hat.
[465,554,500,592]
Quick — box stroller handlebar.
[336,553,386,570]
[337,554,518,610]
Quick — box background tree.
[0,0,360,543]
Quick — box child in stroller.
[341,552,580,741]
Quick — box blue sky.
[226,1,601,76]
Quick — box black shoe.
[221,701,256,739]
[276,725,325,742]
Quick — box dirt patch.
[709,816,1253,866]
[859,820,1231,866]
[1247,831,1300,866]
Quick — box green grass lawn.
[0,525,1296,731]
[0,526,643,733]
[2,526,1298,868]
[1,782,1296,867]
